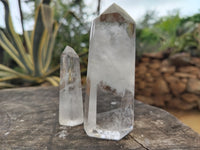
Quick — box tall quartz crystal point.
[59,46,83,126]
[84,3,136,140]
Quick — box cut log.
[0,86,199,150]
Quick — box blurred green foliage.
[52,0,89,76]
[136,11,200,57]
[24,0,90,62]
[24,0,90,76]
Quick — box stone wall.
[135,52,200,110]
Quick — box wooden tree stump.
[0,86,199,150]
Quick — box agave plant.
[0,0,60,87]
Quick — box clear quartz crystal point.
[59,46,83,126]
[84,3,136,140]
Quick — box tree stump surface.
[0,86,199,150]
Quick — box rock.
[178,66,200,76]
[146,82,154,88]
[141,57,150,62]
[146,76,154,82]
[161,59,170,67]
[145,73,151,77]
[135,53,200,110]
[169,53,191,67]
[143,88,153,96]
[149,62,160,69]
[145,73,154,82]
[143,52,164,59]
[191,57,200,67]
[181,93,199,103]
[164,75,179,84]
[164,94,172,102]
[174,72,197,79]
[167,98,197,110]
[135,79,139,84]
[136,95,154,105]
[187,79,200,94]
[149,69,161,77]
[169,82,186,96]
[136,64,147,75]
[136,87,152,97]
[135,90,142,96]
[163,73,171,78]
[181,78,188,83]
[160,66,176,74]
[138,81,146,89]
[152,60,161,63]
[154,95,166,107]
[198,100,200,110]
[152,78,169,95]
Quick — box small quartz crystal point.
[84,3,136,140]
[59,46,83,126]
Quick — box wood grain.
[0,86,199,150]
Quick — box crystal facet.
[84,3,136,140]
[59,46,83,126]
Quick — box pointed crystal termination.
[84,3,136,140]
[59,46,83,126]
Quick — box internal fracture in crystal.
[84,3,136,140]
[59,46,83,126]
